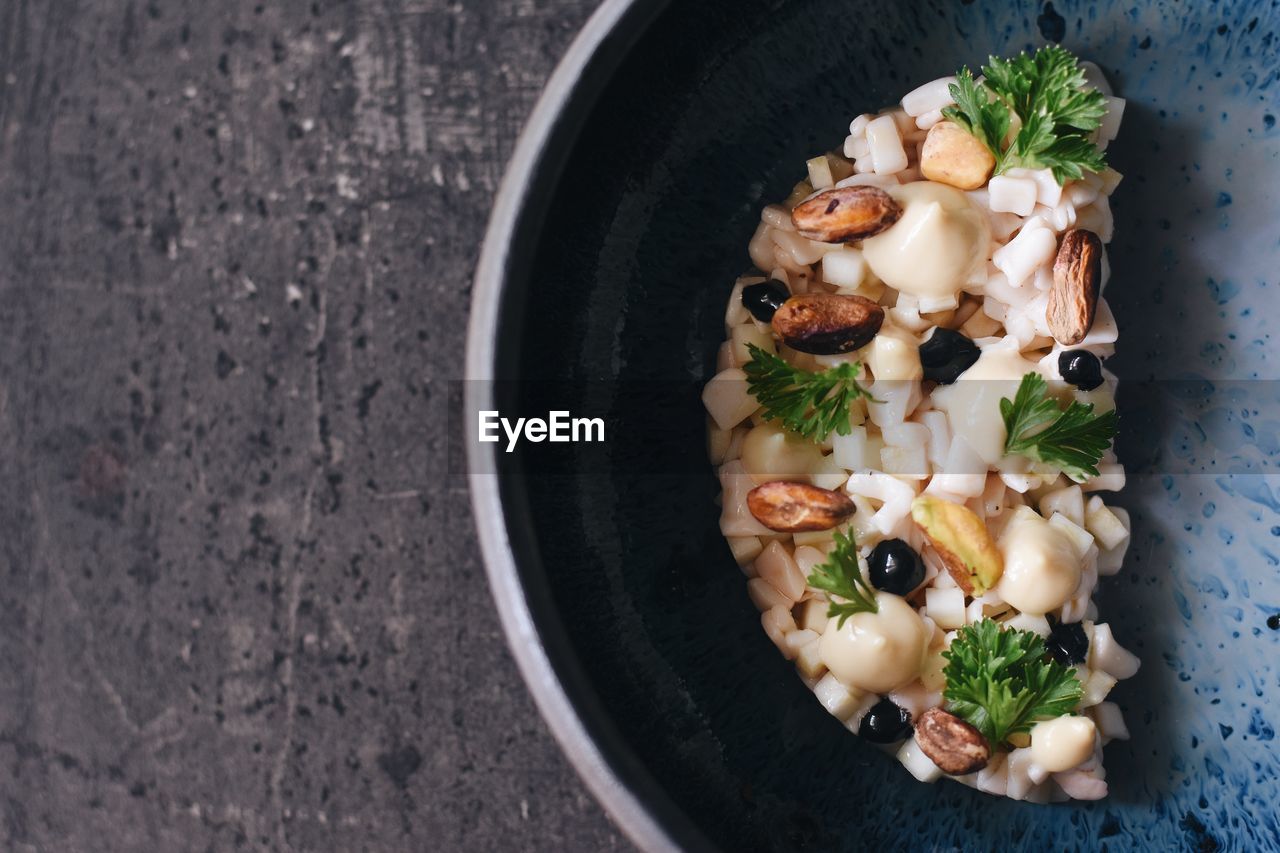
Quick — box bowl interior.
[489,0,1280,848]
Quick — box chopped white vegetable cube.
[1080,669,1117,707]
[806,155,835,190]
[727,536,762,566]
[1085,501,1130,551]
[865,114,909,175]
[702,367,758,431]
[1003,611,1051,637]
[1040,485,1085,528]
[988,175,1039,216]
[820,248,868,289]
[1091,702,1130,741]
[761,605,797,657]
[796,638,827,680]
[925,587,966,630]
[1090,623,1141,679]
[796,596,830,634]
[1049,512,1095,559]
[1082,463,1126,493]
[730,324,776,366]
[814,672,865,720]
[881,445,930,480]
[718,460,773,537]
[898,737,945,783]
[756,540,807,602]
[747,577,791,612]
[993,219,1058,287]
[1098,96,1125,145]
[901,76,958,116]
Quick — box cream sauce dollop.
[995,506,1082,615]
[861,181,990,302]
[1030,715,1097,772]
[819,592,928,693]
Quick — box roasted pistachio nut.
[790,185,902,243]
[1048,228,1103,345]
[746,481,856,532]
[919,121,997,190]
[914,707,991,775]
[771,292,885,355]
[910,495,1003,595]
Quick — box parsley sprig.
[743,344,875,442]
[943,45,1109,184]
[942,620,1083,747]
[805,529,878,626]
[1001,372,1117,483]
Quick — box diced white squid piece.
[718,460,772,537]
[925,587,966,630]
[813,672,865,721]
[1082,463,1126,493]
[988,174,1039,216]
[1085,498,1130,551]
[1040,485,1086,528]
[761,605,798,657]
[755,540,807,602]
[917,410,951,469]
[993,218,1058,287]
[1053,769,1108,800]
[865,114,909,175]
[747,577,791,612]
[897,737,945,783]
[977,753,1010,796]
[821,248,868,289]
[1091,702,1130,741]
[1003,611,1051,637]
[1090,623,1141,679]
[1098,96,1126,146]
[845,471,917,536]
[867,379,922,429]
[926,435,987,499]
[901,76,958,116]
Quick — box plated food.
[702,46,1137,801]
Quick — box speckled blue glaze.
[493,0,1280,849]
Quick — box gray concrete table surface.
[0,0,632,850]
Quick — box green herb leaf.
[943,45,1109,184]
[941,619,1083,746]
[743,344,875,443]
[943,68,1010,162]
[805,529,877,626]
[1000,372,1117,483]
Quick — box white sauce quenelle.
[704,45,1138,803]
[996,507,1083,615]
[819,593,929,693]
[861,182,991,304]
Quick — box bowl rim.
[465,1,690,851]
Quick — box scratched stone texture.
[0,0,629,850]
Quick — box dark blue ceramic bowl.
[468,1,1280,849]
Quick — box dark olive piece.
[1046,620,1090,665]
[919,328,981,384]
[859,697,913,744]
[867,538,925,596]
[1059,349,1104,391]
[741,280,790,323]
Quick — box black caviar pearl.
[1046,621,1090,665]
[868,538,925,596]
[918,328,981,384]
[741,280,790,323]
[859,697,913,744]
[1059,349,1104,391]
